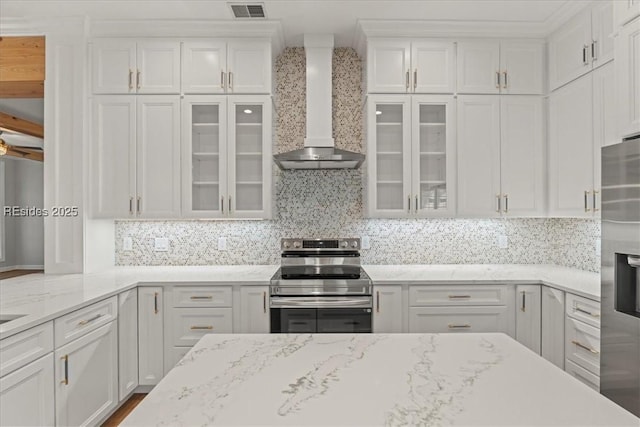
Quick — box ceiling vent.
[229,3,266,19]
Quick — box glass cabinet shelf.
[419,122,446,126]
[193,181,219,185]
[192,123,219,127]
[376,122,403,126]
[236,152,262,156]
[420,151,446,155]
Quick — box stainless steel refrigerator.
[601,133,640,416]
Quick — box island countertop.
[121,333,638,427]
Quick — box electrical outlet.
[361,235,371,250]
[154,237,170,252]
[123,236,133,251]
[595,239,601,258]
[498,235,508,249]
[218,237,227,251]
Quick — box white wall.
[0,157,44,271]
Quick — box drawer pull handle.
[448,324,471,329]
[571,340,599,354]
[78,314,103,326]
[60,355,69,385]
[575,307,600,318]
[190,296,213,300]
[190,326,214,330]
[521,291,526,312]
[154,292,159,314]
[448,295,471,299]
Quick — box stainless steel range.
[270,238,372,333]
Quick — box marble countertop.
[121,333,638,427]
[0,264,599,340]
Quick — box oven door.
[270,296,372,333]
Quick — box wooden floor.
[0,270,43,280]
[102,394,146,427]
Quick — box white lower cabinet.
[171,308,232,346]
[373,286,403,333]
[515,285,541,354]
[55,322,118,427]
[565,359,600,392]
[0,353,55,427]
[118,290,138,400]
[138,287,164,385]
[565,317,601,376]
[541,286,565,369]
[239,286,270,333]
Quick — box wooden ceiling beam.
[3,146,43,162]
[0,36,45,98]
[0,111,44,138]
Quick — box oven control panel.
[281,238,360,251]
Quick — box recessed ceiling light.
[244,109,253,114]
[375,111,382,115]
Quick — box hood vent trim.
[273,34,365,170]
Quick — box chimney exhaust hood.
[273,34,364,170]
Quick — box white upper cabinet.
[457,41,501,94]
[548,2,614,91]
[615,16,640,138]
[227,40,272,94]
[182,41,227,94]
[457,95,501,216]
[500,42,545,95]
[92,40,181,94]
[367,40,412,93]
[411,41,456,93]
[614,0,640,27]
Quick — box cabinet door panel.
[239,286,270,333]
[138,287,164,385]
[548,9,592,91]
[91,96,136,218]
[500,42,544,95]
[367,40,411,93]
[500,96,545,216]
[548,74,594,216]
[411,41,455,93]
[118,290,138,400]
[541,286,565,369]
[136,96,181,218]
[136,42,181,94]
[227,40,271,94]
[591,1,615,68]
[373,286,403,333]
[182,41,227,94]
[55,322,118,427]
[92,41,136,94]
[456,95,501,216]
[0,354,54,427]
[515,285,541,354]
[366,96,412,217]
[456,42,500,94]
[616,17,640,138]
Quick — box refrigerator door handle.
[628,256,640,268]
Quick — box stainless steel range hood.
[274,34,364,170]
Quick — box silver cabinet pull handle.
[582,45,589,65]
[376,291,380,313]
[448,324,471,329]
[221,196,224,213]
[407,195,411,213]
[413,69,417,90]
[60,355,69,385]
[593,190,599,212]
[502,71,508,89]
[78,313,103,326]
[221,70,225,90]
[575,306,600,318]
[128,69,133,90]
[154,292,159,314]
[263,291,267,313]
[521,291,526,312]
[137,196,141,215]
[190,326,213,330]
[496,194,501,213]
[591,40,597,61]
[584,190,591,212]
[495,71,500,88]
[504,194,509,213]
[228,195,232,213]
[137,70,141,89]
[415,195,419,213]
[448,295,471,299]
[190,296,213,300]
[405,70,410,91]
[571,340,599,354]
[129,197,133,215]
[229,71,233,90]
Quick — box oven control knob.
[341,241,348,248]
[293,241,301,249]
[283,241,290,249]
[351,241,358,248]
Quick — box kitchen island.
[121,333,638,426]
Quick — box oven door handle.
[270,296,372,309]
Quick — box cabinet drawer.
[409,306,509,333]
[566,317,600,375]
[565,359,600,392]
[172,308,232,346]
[566,293,601,328]
[172,286,232,308]
[0,322,54,378]
[409,285,508,306]
[54,297,117,347]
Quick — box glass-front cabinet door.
[411,96,456,217]
[366,96,412,217]
[181,96,227,217]
[227,96,272,219]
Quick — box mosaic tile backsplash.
[114,48,601,272]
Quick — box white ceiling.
[0,0,585,46]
